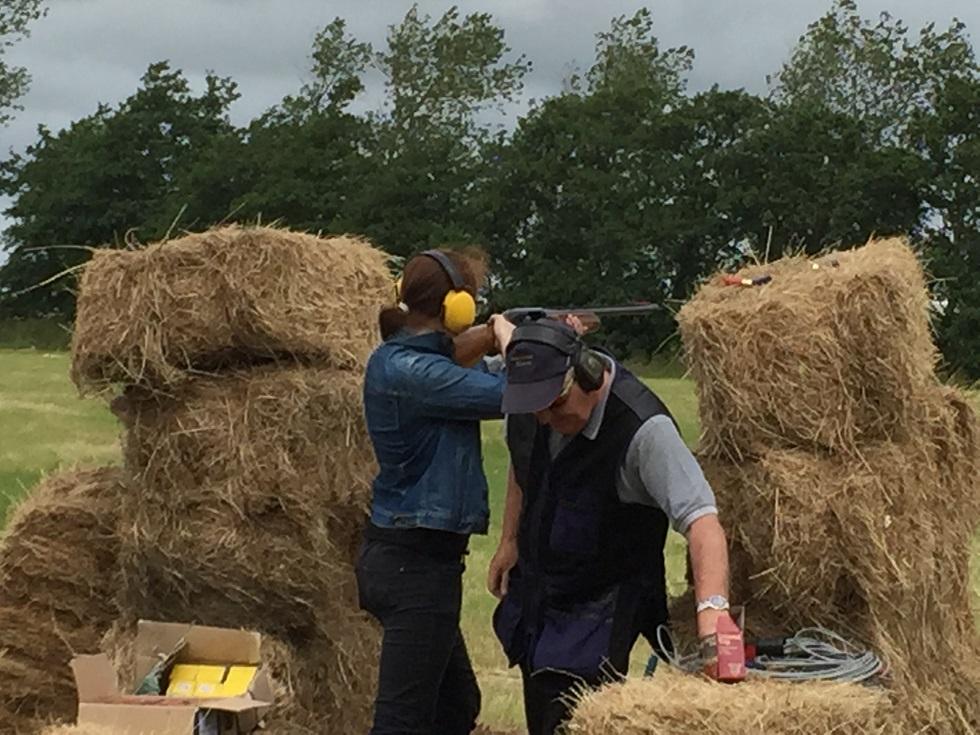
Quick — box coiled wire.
[655,625,885,684]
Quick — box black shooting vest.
[505,364,673,646]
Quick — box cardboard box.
[71,620,273,734]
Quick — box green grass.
[0,349,977,731]
[0,349,119,523]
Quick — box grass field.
[1,348,978,731]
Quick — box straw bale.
[678,238,938,459]
[70,225,392,391]
[117,511,361,637]
[115,366,373,635]
[566,669,890,734]
[260,609,381,734]
[120,365,374,508]
[683,386,980,732]
[1,467,124,622]
[0,468,125,731]
[698,385,978,632]
[0,605,86,730]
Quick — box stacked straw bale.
[661,236,980,734]
[0,468,126,733]
[71,226,392,390]
[679,239,939,461]
[566,669,890,735]
[114,366,374,637]
[60,225,387,732]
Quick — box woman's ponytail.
[379,302,410,340]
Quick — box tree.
[0,62,239,316]
[910,75,980,379]
[279,17,373,118]
[731,99,927,258]
[769,0,980,373]
[337,5,531,256]
[0,0,45,125]
[476,10,700,354]
[179,18,375,233]
[769,0,976,144]
[582,8,692,102]
[212,110,371,233]
[377,4,530,143]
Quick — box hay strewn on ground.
[115,366,373,636]
[0,468,126,733]
[667,237,980,734]
[677,238,938,460]
[566,670,890,734]
[70,226,392,390]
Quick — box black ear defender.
[573,344,606,392]
[510,321,607,393]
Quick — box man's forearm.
[500,465,523,542]
[686,514,730,636]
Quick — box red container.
[714,614,747,683]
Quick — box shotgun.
[453,303,663,367]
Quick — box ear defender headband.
[421,250,477,332]
[511,322,606,393]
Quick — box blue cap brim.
[501,374,566,414]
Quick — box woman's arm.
[393,355,505,420]
[390,315,515,421]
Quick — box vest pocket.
[549,497,601,556]
[492,579,527,667]
[530,588,617,678]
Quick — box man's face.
[534,374,593,435]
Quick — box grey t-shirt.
[544,361,717,534]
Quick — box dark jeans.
[521,667,590,735]
[355,538,480,735]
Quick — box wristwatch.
[696,595,730,613]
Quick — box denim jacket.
[363,329,504,534]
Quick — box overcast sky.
[1,0,978,241]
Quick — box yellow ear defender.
[421,250,477,333]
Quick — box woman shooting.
[356,248,514,735]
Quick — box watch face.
[699,595,729,610]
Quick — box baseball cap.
[502,320,580,414]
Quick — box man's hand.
[488,538,518,599]
[697,608,726,639]
[561,313,588,335]
[699,610,739,680]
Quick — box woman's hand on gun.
[489,314,516,355]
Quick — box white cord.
[654,625,884,684]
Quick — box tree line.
[1,1,978,376]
